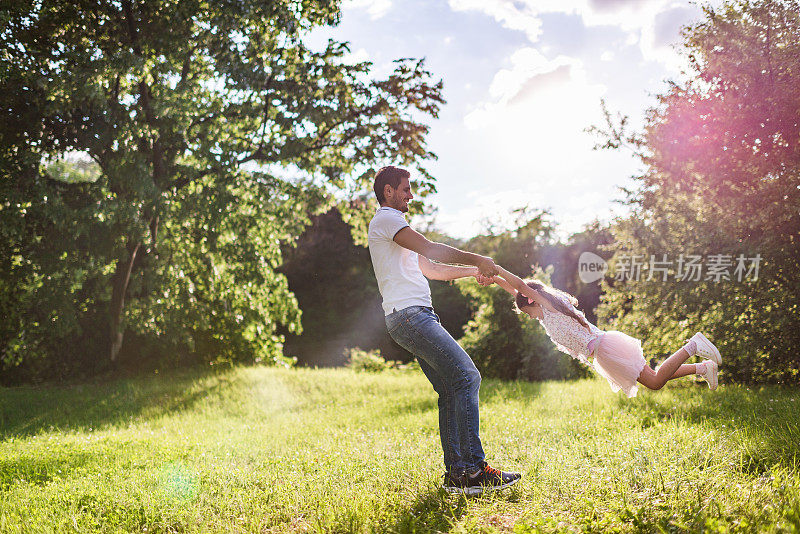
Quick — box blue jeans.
[385,305,485,474]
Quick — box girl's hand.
[474,272,495,286]
[475,256,499,278]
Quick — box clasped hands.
[473,256,499,286]
[474,273,496,286]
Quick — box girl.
[489,266,721,397]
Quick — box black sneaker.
[442,471,470,494]
[442,462,521,496]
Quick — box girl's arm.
[418,255,480,281]
[495,266,546,306]
[492,274,518,297]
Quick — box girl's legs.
[638,362,696,390]
[635,335,720,391]
[668,364,697,380]
[637,346,697,390]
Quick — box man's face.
[386,177,413,213]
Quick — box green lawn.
[1,366,799,533]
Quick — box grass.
[1,366,799,533]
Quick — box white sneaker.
[699,360,719,390]
[690,332,721,365]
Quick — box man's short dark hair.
[373,166,410,205]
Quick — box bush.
[345,347,420,373]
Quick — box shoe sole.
[442,476,521,496]
[695,332,721,365]
[706,360,719,391]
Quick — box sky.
[307,0,721,239]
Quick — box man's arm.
[393,226,499,276]
[418,255,480,281]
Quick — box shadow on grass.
[382,396,438,417]
[0,450,96,490]
[377,376,546,420]
[618,383,800,473]
[480,379,545,405]
[0,367,234,440]
[386,487,470,533]
[387,481,525,533]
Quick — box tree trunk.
[109,241,141,362]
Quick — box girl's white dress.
[538,296,647,397]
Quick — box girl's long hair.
[514,280,591,329]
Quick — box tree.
[457,210,588,380]
[279,207,406,367]
[0,0,443,380]
[592,0,800,383]
[540,222,614,325]
[465,207,554,277]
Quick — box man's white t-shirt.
[368,207,432,315]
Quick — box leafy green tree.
[0,0,443,380]
[592,0,800,383]
[466,207,554,277]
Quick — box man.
[367,165,521,495]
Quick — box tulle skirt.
[591,330,647,398]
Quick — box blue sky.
[308,0,720,239]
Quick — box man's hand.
[475,255,499,277]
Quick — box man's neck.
[379,204,402,213]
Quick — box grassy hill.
[1,366,799,532]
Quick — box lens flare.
[160,462,200,501]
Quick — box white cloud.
[464,47,607,133]
[343,0,392,20]
[448,0,705,70]
[434,148,635,239]
[432,43,631,239]
[436,188,544,239]
[639,3,702,73]
[567,0,666,32]
[447,0,544,41]
[340,47,370,65]
[448,0,662,35]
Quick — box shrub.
[345,347,420,373]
